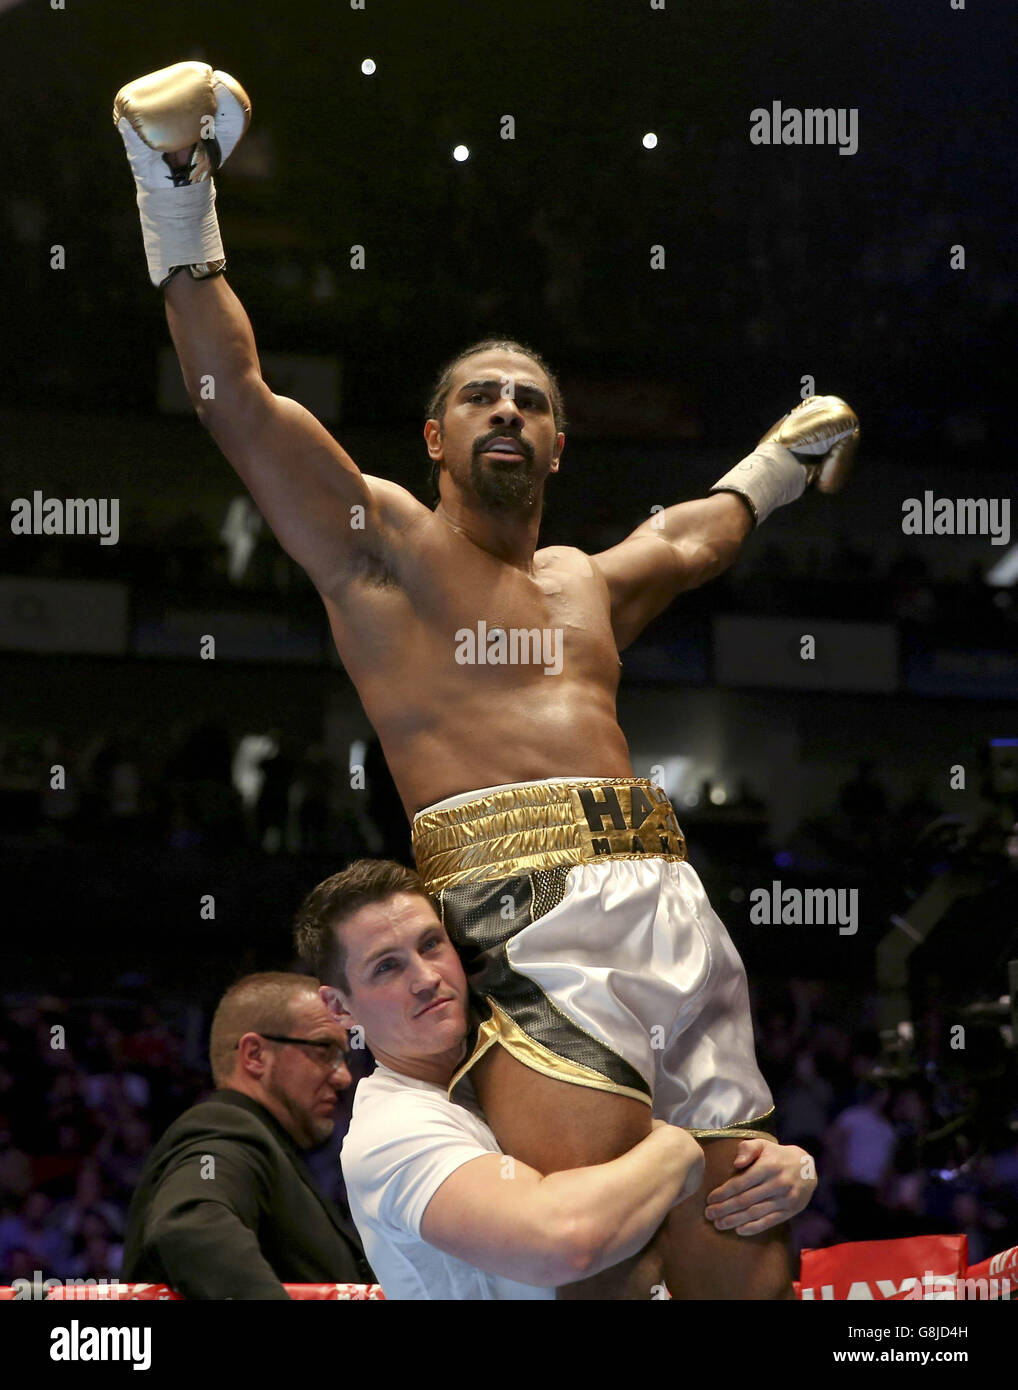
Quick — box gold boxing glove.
[710,395,860,524]
[113,61,251,288]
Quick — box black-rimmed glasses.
[235,1034,353,1070]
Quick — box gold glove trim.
[448,999,654,1107]
[413,778,687,892]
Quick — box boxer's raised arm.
[593,493,752,650]
[164,273,411,595]
[594,396,859,648]
[115,61,423,596]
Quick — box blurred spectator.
[838,758,889,825]
[949,1190,1007,1266]
[79,1011,122,1073]
[0,1193,68,1271]
[824,1086,897,1240]
[255,732,298,854]
[3,1247,37,1285]
[296,743,333,854]
[87,738,144,835]
[897,777,942,844]
[81,1063,149,1118]
[68,1228,122,1282]
[0,1118,31,1202]
[53,1162,124,1249]
[164,721,245,851]
[879,1134,929,1238]
[122,1005,178,1073]
[776,1053,834,1153]
[99,1117,153,1205]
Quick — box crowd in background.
[5,518,1017,652]
[0,996,206,1284]
[3,715,1015,1288]
[2,717,1015,1290]
[0,722,375,859]
[0,717,980,870]
[2,975,1015,1287]
[1,741,1015,1286]
[5,718,1016,904]
[753,980,1018,1266]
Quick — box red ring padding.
[0,1282,384,1300]
[795,1236,1018,1300]
[2,1242,1015,1301]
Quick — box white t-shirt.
[341,1063,556,1301]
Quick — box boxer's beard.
[470,449,537,513]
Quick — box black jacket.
[121,1090,373,1299]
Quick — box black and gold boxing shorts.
[412,777,776,1140]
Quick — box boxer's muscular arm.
[164,272,422,596]
[592,492,752,650]
[593,397,859,649]
[420,1126,702,1286]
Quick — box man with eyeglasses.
[122,972,373,1298]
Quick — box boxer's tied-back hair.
[424,338,568,501]
[294,859,428,996]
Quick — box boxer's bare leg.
[471,1045,666,1299]
[659,1137,794,1300]
[471,1046,792,1300]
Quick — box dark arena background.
[0,0,1016,1353]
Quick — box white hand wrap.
[113,63,251,289]
[116,116,224,288]
[709,439,808,526]
[135,181,224,288]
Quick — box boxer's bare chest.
[322,525,633,811]
[324,526,622,706]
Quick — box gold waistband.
[412,778,687,892]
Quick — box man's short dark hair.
[294,859,428,996]
[424,338,567,500]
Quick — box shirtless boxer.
[114,62,859,1299]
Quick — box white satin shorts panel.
[507,855,774,1131]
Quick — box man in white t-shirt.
[295,860,817,1300]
